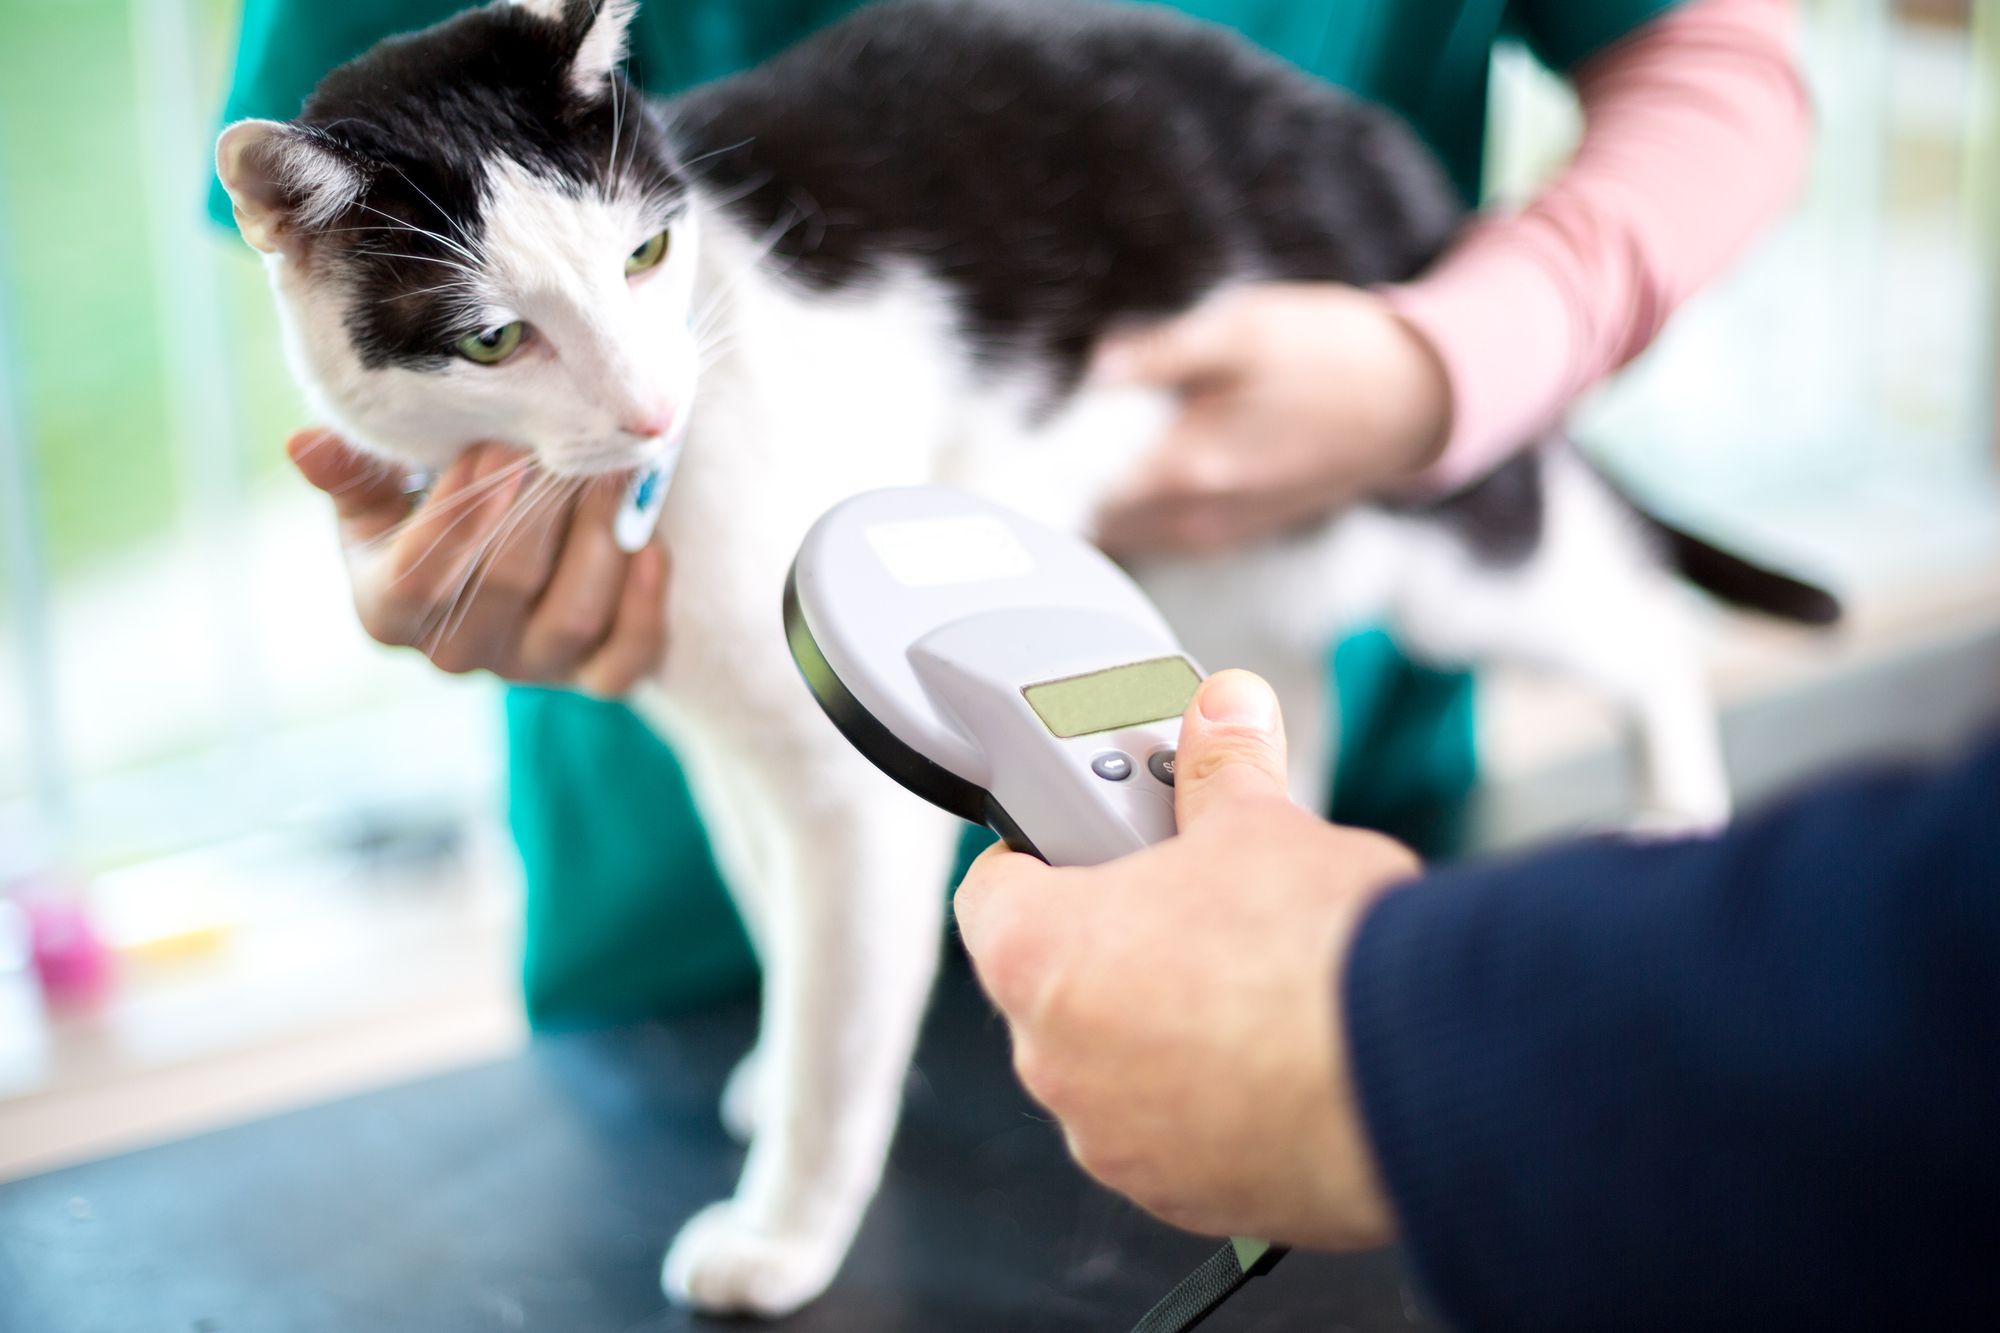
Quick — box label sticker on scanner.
[865,514,1035,587]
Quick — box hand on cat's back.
[286,429,668,693]
[1092,283,1451,557]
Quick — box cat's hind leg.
[1392,449,1731,830]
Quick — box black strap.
[1129,1240,1288,1333]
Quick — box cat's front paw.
[661,1200,846,1316]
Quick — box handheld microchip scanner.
[785,487,1286,1333]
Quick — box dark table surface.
[0,943,1438,1332]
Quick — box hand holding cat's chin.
[954,670,1416,1250]
[286,428,668,693]
[1089,282,1451,558]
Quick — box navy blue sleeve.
[1345,734,2000,1331]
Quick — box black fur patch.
[672,0,1463,389]
[294,0,684,370]
[1403,449,1545,568]
[1585,456,1844,624]
[1648,518,1843,624]
[291,0,1459,385]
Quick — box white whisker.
[369,457,534,566]
[606,58,625,186]
[350,207,483,268]
[679,201,794,345]
[429,471,586,648]
[376,168,488,267]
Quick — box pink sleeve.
[1380,0,1812,492]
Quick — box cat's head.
[217,0,697,478]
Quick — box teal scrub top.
[216,0,1677,1026]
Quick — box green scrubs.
[216,0,1676,1027]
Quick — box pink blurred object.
[20,891,114,1006]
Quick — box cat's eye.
[456,321,526,365]
[626,230,670,275]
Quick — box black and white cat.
[217,0,1826,1315]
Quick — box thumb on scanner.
[1173,669,1290,828]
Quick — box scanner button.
[1090,752,1134,782]
[1146,748,1177,786]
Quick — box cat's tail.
[1643,516,1842,626]
[1586,450,1841,625]
[1422,438,1844,626]
[1580,447,1843,626]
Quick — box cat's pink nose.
[622,402,677,439]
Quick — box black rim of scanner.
[1129,1240,1288,1333]
[782,564,1044,860]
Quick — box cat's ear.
[216,119,367,255]
[511,1,636,97]
[569,0,638,93]
[516,0,638,97]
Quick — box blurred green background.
[0,0,296,583]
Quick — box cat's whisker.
[686,296,731,345]
[340,243,486,285]
[370,171,487,268]
[396,277,487,300]
[427,471,585,648]
[347,234,486,281]
[369,501,519,586]
[747,195,831,280]
[315,248,478,290]
[399,455,535,526]
[346,206,483,266]
[607,58,627,186]
[690,296,747,342]
[416,481,541,651]
[695,327,743,356]
[681,215,794,344]
[691,296,741,337]
[671,136,754,176]
[313,219,483,272]
[363,456,536,563]
[690,330,729,366]
[694,168,776,215]
[694,331,748,374]
[362,465,526,558]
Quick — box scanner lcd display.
[1022,656,1201,738]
